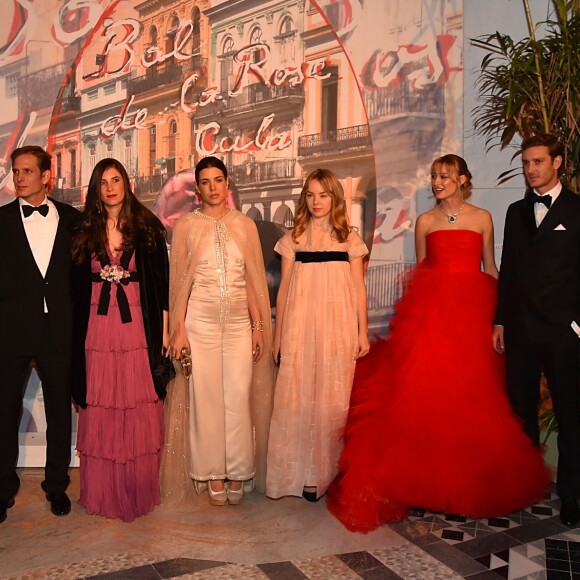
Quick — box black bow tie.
[22,204,49,218]
[532,193,552,209]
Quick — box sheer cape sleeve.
[160,211,275,503]
[228,211,275,493]
[159,212,199,505]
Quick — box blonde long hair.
[292,168,352,243]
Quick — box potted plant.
[470,0,580,190]
[538,374,558,473]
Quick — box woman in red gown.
[327,154,551,532]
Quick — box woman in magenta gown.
[71,158,170,522]
[327,154,551,532]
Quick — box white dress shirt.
[534,182,562,227]
[20,196,59,312]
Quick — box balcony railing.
[363,80,444,121]
[230,158,297,186]
[135,173,176,196]
[298,124,371,156]
[128,59,204,95]
[196,83,304,119]
[60,96,81,114]
[365,261,415,312]
[230,83,304,108]
[51,186,82,205]
[18,63,68,110]
[50,176,165,206]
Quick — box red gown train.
[327,229,551,532]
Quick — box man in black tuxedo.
[493,134,580,526]
[0,146,78,523]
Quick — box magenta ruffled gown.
[77,251,164,522]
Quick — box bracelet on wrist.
[251,320,264,332]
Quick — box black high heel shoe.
[302,488,319,502]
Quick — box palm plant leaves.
[471,0,580,191]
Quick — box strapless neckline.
[426,229,482,239]
[424,229,484,273]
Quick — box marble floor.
[0,469,578,580]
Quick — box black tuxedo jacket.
[0,197,79,355]
[496,186,580,343]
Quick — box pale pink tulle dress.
[266,228,368,499]
[77,251,164,522]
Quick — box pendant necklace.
[438,202,464,224]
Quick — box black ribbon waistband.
[295,251,349,263]
[91,271,139,324]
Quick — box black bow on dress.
[91,250,139,324]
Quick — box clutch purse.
[179,347,192,378]
[152,355,176,389]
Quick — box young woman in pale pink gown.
[266,168,369,502]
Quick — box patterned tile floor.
[7,487,580,580]
[389,490,580,579]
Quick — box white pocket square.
[554,224,567,230]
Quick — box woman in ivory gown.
[163,156,274,506]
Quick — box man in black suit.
[493,134,580,526]
[0,146,78,523]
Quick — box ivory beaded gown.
[327,230,551,532]
[184,220,255,483]
[160,209,274,501]
[266,226,368,499]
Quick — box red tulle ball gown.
[77,251,164,522]
[327,229,550,532]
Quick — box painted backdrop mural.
[0,0,463,462]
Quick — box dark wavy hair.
[72,158,166,264]
[292,168,352,243]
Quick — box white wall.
[463,0,556,263]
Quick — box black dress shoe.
[0,498,15,524]
[302,489,320,503]
[45,491,71,516]
[560,499,580,527]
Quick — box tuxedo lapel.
[517,197,537,239]
[45,202,69,277]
